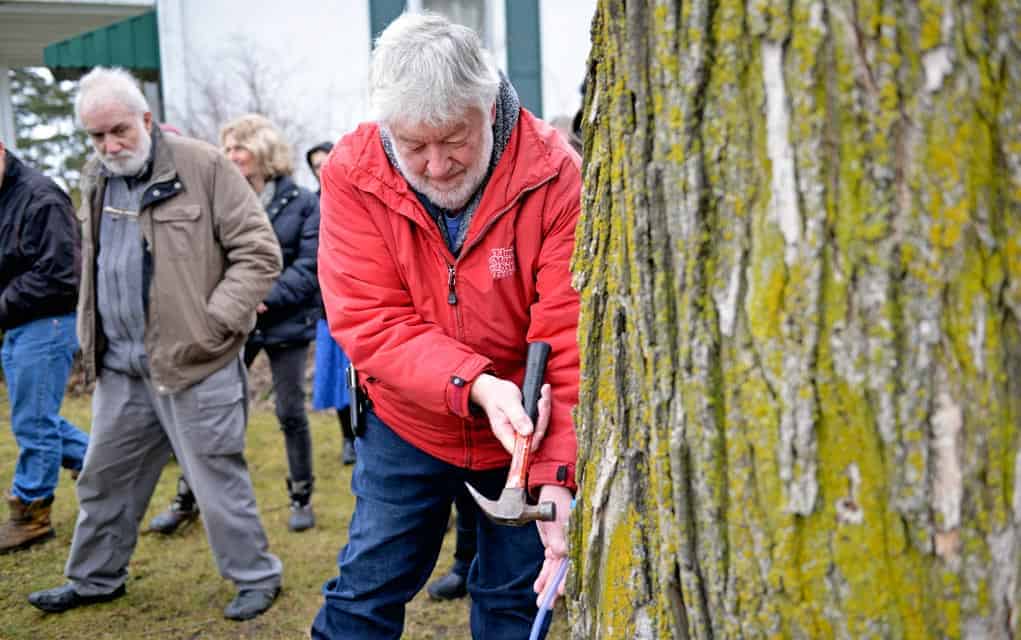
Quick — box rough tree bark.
[569,1,1021,638]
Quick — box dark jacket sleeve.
[0,195,80,329]
[264,190,320,310]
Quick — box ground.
[0,380,567,639]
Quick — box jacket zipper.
[445,261,471,466]
[447,264,458,305]
[446,262,467,345]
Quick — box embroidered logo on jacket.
[488,247,516,280]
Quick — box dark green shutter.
[369,0,407,49]
[505,0,542,117]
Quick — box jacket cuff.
[527,461,576,498]
[445,354,494,418]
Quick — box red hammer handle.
[506,433,531,490]
[506,342,551,490]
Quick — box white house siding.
[540,0,596,122]
[157,0,371,160]
[156,0,594,186]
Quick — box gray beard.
[395,124,493,211]
[101,133,152,177]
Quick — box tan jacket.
[77,128,282,393]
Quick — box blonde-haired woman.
[225,114,321,531]
[149,114,322,533]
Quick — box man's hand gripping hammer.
[465,342,556,526]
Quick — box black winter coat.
[0,152,80,330]
[248,175,321,346]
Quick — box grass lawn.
[0,390,567,639]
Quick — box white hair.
[74,67,150,125]
[370,12,500,128]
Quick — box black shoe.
[341,439,356,466]
[28,583,126,613]
[426,571,467,601]
[224,586,280,621]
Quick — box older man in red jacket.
[312,12,581,640]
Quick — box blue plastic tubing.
[528,558,570,640]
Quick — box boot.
[0,492,55,554]
[148,477,199,534]
[341,438,356,465]
[338,410,357,466]
[286,477,315,532]
[427,570,468,601]
[224,586,280,620]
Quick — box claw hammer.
[465,342,556,526]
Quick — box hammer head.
[465,482,556,526]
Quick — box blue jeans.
[311,412,552,640]
[2,313,89,502]
[451,488,479,577]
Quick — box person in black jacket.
[227,115,321,531]
[306,142,332,196]
[0,141,89,554]
[149,115,322,533]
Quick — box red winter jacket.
[318,109,581,494]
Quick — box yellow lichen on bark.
[572,1,1021,638]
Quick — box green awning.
[44,11,159,80]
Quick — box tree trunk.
[570,1,1021,638]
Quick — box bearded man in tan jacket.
[28,67,285,622]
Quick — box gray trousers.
[65,357,282,596]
